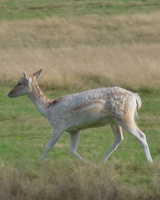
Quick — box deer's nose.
[8,92,14,98]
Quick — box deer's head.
[8,69,43,98]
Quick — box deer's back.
[52,87,134,110]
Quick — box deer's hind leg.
[101,123,124,162]
[114,116,153,163]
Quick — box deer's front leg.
[40,129,63,161]
[70,131,87,163]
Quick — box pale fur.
[8,69,153,163]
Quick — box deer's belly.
[66,113,110,132]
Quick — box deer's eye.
[18,82,22,86]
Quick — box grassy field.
[1,84,160,199]
[0,1,160,90]
[0,0,160,199]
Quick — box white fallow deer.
[8,69,153,163]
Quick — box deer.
[8,69,153,163]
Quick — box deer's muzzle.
[8,91,15,98]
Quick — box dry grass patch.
[1,43,160,89]
[0,12,160,89]
[1,12,160,48]
[0,160,160,200]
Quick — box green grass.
[1,0,160,198]
[0,84,160,199]
[0,0,160,21]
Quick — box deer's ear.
[32,68,43,79]
[22,69,29,81]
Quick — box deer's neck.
[28,80,51,118]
